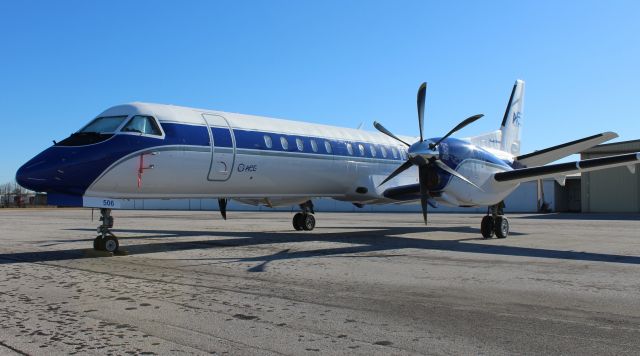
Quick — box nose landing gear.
[292,200,316,231]
[93,208,120,253]
[481,202,509,239]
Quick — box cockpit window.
[80,116,128,133]
[122,115,162,135]
[56,115,127,146]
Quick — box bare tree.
[0,181,34,207]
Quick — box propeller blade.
[374,121,410,147]
[434,160,483,191]
[430,114,484,148]
[417,82,427,142]
[378,160,414,186]
[218,198,228,220]
[418,165,430,225]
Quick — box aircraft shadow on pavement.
[2,226,640,270]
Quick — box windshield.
[79,116,128,133]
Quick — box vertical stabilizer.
[500,80,525,156]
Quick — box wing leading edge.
[495,152,640,184]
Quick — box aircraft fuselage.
[16,102,518,209]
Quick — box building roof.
[582,139,640,155]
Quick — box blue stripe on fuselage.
[20,121,519,205]
[19,122,408,202]
[225,127,404,160]
[162,123,210,146]
[21,122,517,201]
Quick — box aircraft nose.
[16,147,96,196]
[15,159,51,192]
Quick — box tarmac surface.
[0,209,639,355]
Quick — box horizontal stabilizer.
[495,152,640,184]
[515,132,618,167]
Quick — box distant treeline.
[0,181,46,208]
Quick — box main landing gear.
[292,200,316,231]
[481,202,509,239]
[93,208,120,253]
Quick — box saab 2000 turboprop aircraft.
[16,80,640,253]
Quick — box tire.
[481,216,494,238]
[103,236,119,253]
[302,214,316,231]
[93,237,103,251]
[293,213,304,231]
[494,216,509,239]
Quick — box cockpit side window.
[80,116,128,133]
[121,115,162,136]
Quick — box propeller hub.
[408,141,438,165]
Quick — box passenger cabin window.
[122,115,162,135]
[296,138,304,151]
[392,147,399,159]
[310,139,318,152]
[347,143,354,155]
[358,144,365,156]
[280,136,289,150]
[324,141,332,154]
[381,146,387,158]
[264,135,273,148]
[370,145,377,157]
[80,116,128,133]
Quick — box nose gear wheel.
[94,208,120,253]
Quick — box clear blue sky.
[1,1,639,184]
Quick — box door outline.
[203,113,236,182]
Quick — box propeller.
[417,82,427,142]
[373,122,410,147]
[374,82,483,225]
[429,114,483,149]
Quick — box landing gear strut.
[292,200,316,231]
[481,202,509,239]
[94,208,120,252]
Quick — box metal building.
[581,140,640,213]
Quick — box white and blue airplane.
[16,80,640,253]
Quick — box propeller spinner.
[374,82,483,225]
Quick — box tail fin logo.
[511,111,522,127]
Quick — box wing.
[495,152,639,184]
[514,132,618,167]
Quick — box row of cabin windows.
[263,134,404,159]
[344,142,402,159]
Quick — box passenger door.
[203,114,236,181]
